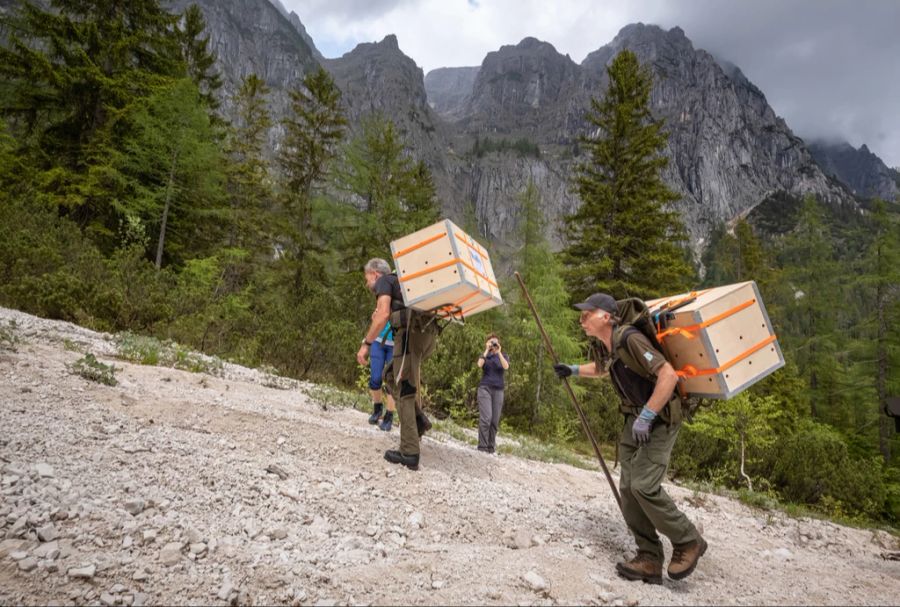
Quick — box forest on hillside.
[1,1,898,525]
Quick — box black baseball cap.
[573,293,618,314]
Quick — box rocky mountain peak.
[808,139,900,200]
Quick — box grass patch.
[498,433,597,470]
[302,383,369,412]
[62,338,82,352]
[0,320,19,351]
[431,418,478,446]
[71,352,118,386]
[116,331,223,375]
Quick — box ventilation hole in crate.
[771,347,775,352]
[715,348,719,353]
[453,270,457,274]
[424,261,428,265]
[726,374,730,378]
[708,378,713,382]
[762,323,766,328]
[739,335,744,340]
[430,279,434,284]
[698,352,704,357]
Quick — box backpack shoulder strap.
[613,325,652,380]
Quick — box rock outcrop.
[808,140,900,201]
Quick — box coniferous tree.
[332,113,439,267]
[0,0,182,221]
[778,195,844,421]
[177,4,223,115]
[562,49,693,300]
[280,67,347,258]
[857,199,900,462]
[113,78,226,268]
[225,74,273,254]
[508,181,581,434]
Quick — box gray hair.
[364,258,391,275]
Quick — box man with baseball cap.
[554,292,706,584]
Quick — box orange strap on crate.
[393,232,447,259]
[676,335,777,379]
[399,259,460,282]
[398,257,498,289]
[657,298,757,342]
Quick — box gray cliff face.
[321,35,450,192]
[266,0,325,62]
[424,67,480,118]
[169,0,320,148]
[808,140,900,201]
[443,24,856,254]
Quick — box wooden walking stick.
[515,272,623,512]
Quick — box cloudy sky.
[281,0,900,167]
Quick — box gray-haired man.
[358,258,437,470]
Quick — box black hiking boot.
[668,536,707,580]
[379,411,394,431]
[415,411,432,437]
[616,552,664,585]
[368,403,383,425]
[384,450,419,471]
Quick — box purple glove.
[632,406,657,445]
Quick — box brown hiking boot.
[668,536,708,580]
[615,552,663,584]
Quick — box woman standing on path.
[476,333,510,454]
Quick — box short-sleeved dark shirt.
[479,352,509,389]
[593,330,667,408]
[374,272,405,312]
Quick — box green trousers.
[619,415,700,561]
[383,313,438,456]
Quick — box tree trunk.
[739,433,753,492]
[155,149,179,269]
[876,252,891,463]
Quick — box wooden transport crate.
[645,281,784,399]
[390,219,502,319]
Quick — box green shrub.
[773,420,886,519]
[71,353,118,386]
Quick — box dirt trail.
[0,307,898,606]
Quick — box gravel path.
[1,307,898,606]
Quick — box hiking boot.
[668,537,707,580]
[368,403,383,425]
[384,450,419,471]
[615,553,663,585]
[379,411,394,432]
[415,411,432,437]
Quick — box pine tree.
[332,113,439,268]
[562,49,693,300]
[0,1,182,211]
[279,67,347,255]
[112,78,226,268]
[778,195,843,420]
[177,4,223,115]
[857,199,900,462]
[508,181,582,434]
[225,73,273,254]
